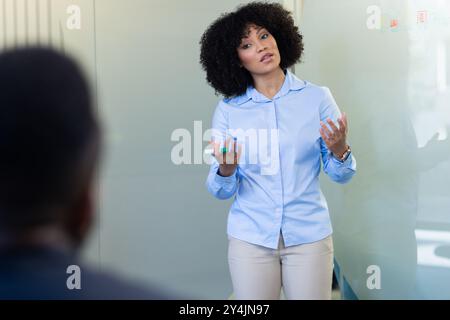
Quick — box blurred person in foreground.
[0,47,173,300]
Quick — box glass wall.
[298,0,450,299]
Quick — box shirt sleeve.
[205,101,239,199]
[319,87,357,184]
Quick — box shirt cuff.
[214,169,237,185]
[331,152,354,167]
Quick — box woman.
[200,2,356,300]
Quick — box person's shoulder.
[221,90,251,107]
[300,79,331,96]
[79,267,177,300]
[0,246,179,300]
[296,79,335,105]
[212,94,248,117]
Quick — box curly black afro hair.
[199,2,304,98]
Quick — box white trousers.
[228,233,334,300]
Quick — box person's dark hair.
[0,47,100,230]
[199,1,304,98]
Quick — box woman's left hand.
[320,113,349,159]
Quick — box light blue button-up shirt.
[206,70,356,249]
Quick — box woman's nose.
[257,44,268,53]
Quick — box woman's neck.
[252,67,286,100]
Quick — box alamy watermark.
[66,264,81,290]
[366,265,381,290]
[66,5,82,30]
[170,121,281,175]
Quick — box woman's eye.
[242,44,251,49]
[261,33,269,40]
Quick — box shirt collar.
[227,70,306,105]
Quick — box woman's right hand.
[212,138,242,177]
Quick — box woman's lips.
[260,53,274,63]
